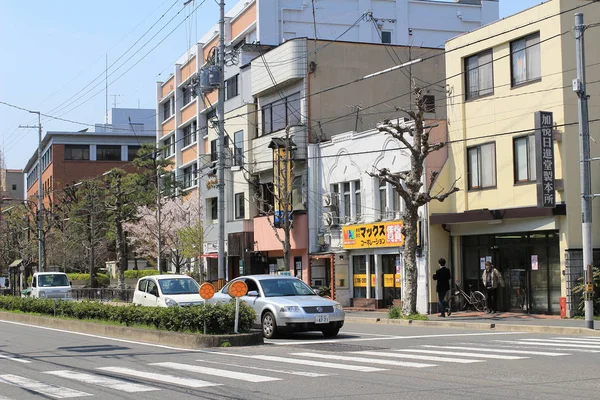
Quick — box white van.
[28,272,73,300]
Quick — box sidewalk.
[343,309,600,335]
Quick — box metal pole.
[574,13,594,330]
[32,111,44,272]
[217,0,226,289]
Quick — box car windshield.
[38,274,69,287]
[158,278,199,295]
[260,278,317,297]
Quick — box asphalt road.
[0,320,599,400]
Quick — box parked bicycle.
[448,281,487,312]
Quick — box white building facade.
[308,127,430,312]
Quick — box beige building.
[429,0,600,316]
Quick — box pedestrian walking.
[482,261,504,313]
[433,258,451,317]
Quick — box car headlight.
[334,304,344,311]
[280,306,301,313]
[38,291,46,298]
[164,297,178,307]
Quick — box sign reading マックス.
[342,221,409,249]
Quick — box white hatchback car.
[211,275,345,339]
[132,275,203,307]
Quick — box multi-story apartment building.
[156,0,499,285]
[429,0,600,316]
[24,108,156,207]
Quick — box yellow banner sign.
[343,221,405,249]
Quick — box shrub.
[124,270,160,279]
[0,297,256,334]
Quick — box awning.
[8,259,22,268]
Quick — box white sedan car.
[211,275,345,339]
[132,275,204,307]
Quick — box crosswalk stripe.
[96,367,221,388]
[0,355,30,364]
[421,345,569,357]
[291,352,436,368]
[0,374,92,398]
[520,338,600,345]
[395,349,527,360]
[206,351,388,372]
[351,351,483,364]
[151,362,280,383]
[44,370,159,393]
[496,340,600,349]
[199,359,331,377]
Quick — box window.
[354,180,361,220]
[128,145,141,161]
[514,135,536,183]
[260,92,302,135]
[163,97,174,120]
[183,121,197,147]
[423,95,435,113]
[209,197,218,220]
[182,85,195,105]
[511,32,541,86]
[235,192,245,219]
[381,31,392,44]
[379,178,387,218]
[467,142,496,190]
[343,182,351,222]
[210,139,217,162]
[183,164,198,188]
[163,136,175,158]
[64,145,90,160]
[234,130,244,166]
[97,145,122,161]
[225,75,239,100]
[465,50,494,99]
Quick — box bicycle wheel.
[449,293,466,312]
[471,291,487,312]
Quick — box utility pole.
[19,111,44,272]
[217,0,226,289]
[574,13,594,330]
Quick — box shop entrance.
[462,231,560,314]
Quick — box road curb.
[0,312,264,348]
[344,316,600,336]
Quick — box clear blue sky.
[0,0,545,170]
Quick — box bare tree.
[369,86,459,316]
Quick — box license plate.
[315,314,329,324]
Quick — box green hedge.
[67,273,110,287]
[0,297,256,335]
[123,270,160,279]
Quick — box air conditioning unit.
[322,192,339,209]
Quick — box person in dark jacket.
[433,258,451,317]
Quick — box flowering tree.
[125,193,201,274]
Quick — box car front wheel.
[261,311,278,339]
[321,326,340,338]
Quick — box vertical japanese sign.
[535,111,555,208]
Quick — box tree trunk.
[402,208,419,316]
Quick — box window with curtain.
[511,32,541,86]
[467,143,496,190]
[465,49,494,99]
[514,135,536,183]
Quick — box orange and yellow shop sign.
[343,221,405,249]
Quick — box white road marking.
[0,354,30,363]
[96,367,221,388]
[395,349,527,360]
[291,352,436,368]
[496,340,600,350]
[0,374,92,398]
[206,351,388,372]
[352,350,483,364]
[199,359,332,377]
[520,338,600,345]
[421,345,568,357]
[44,370,159,393]
[269,332,526,345]
[151,362,280,383]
